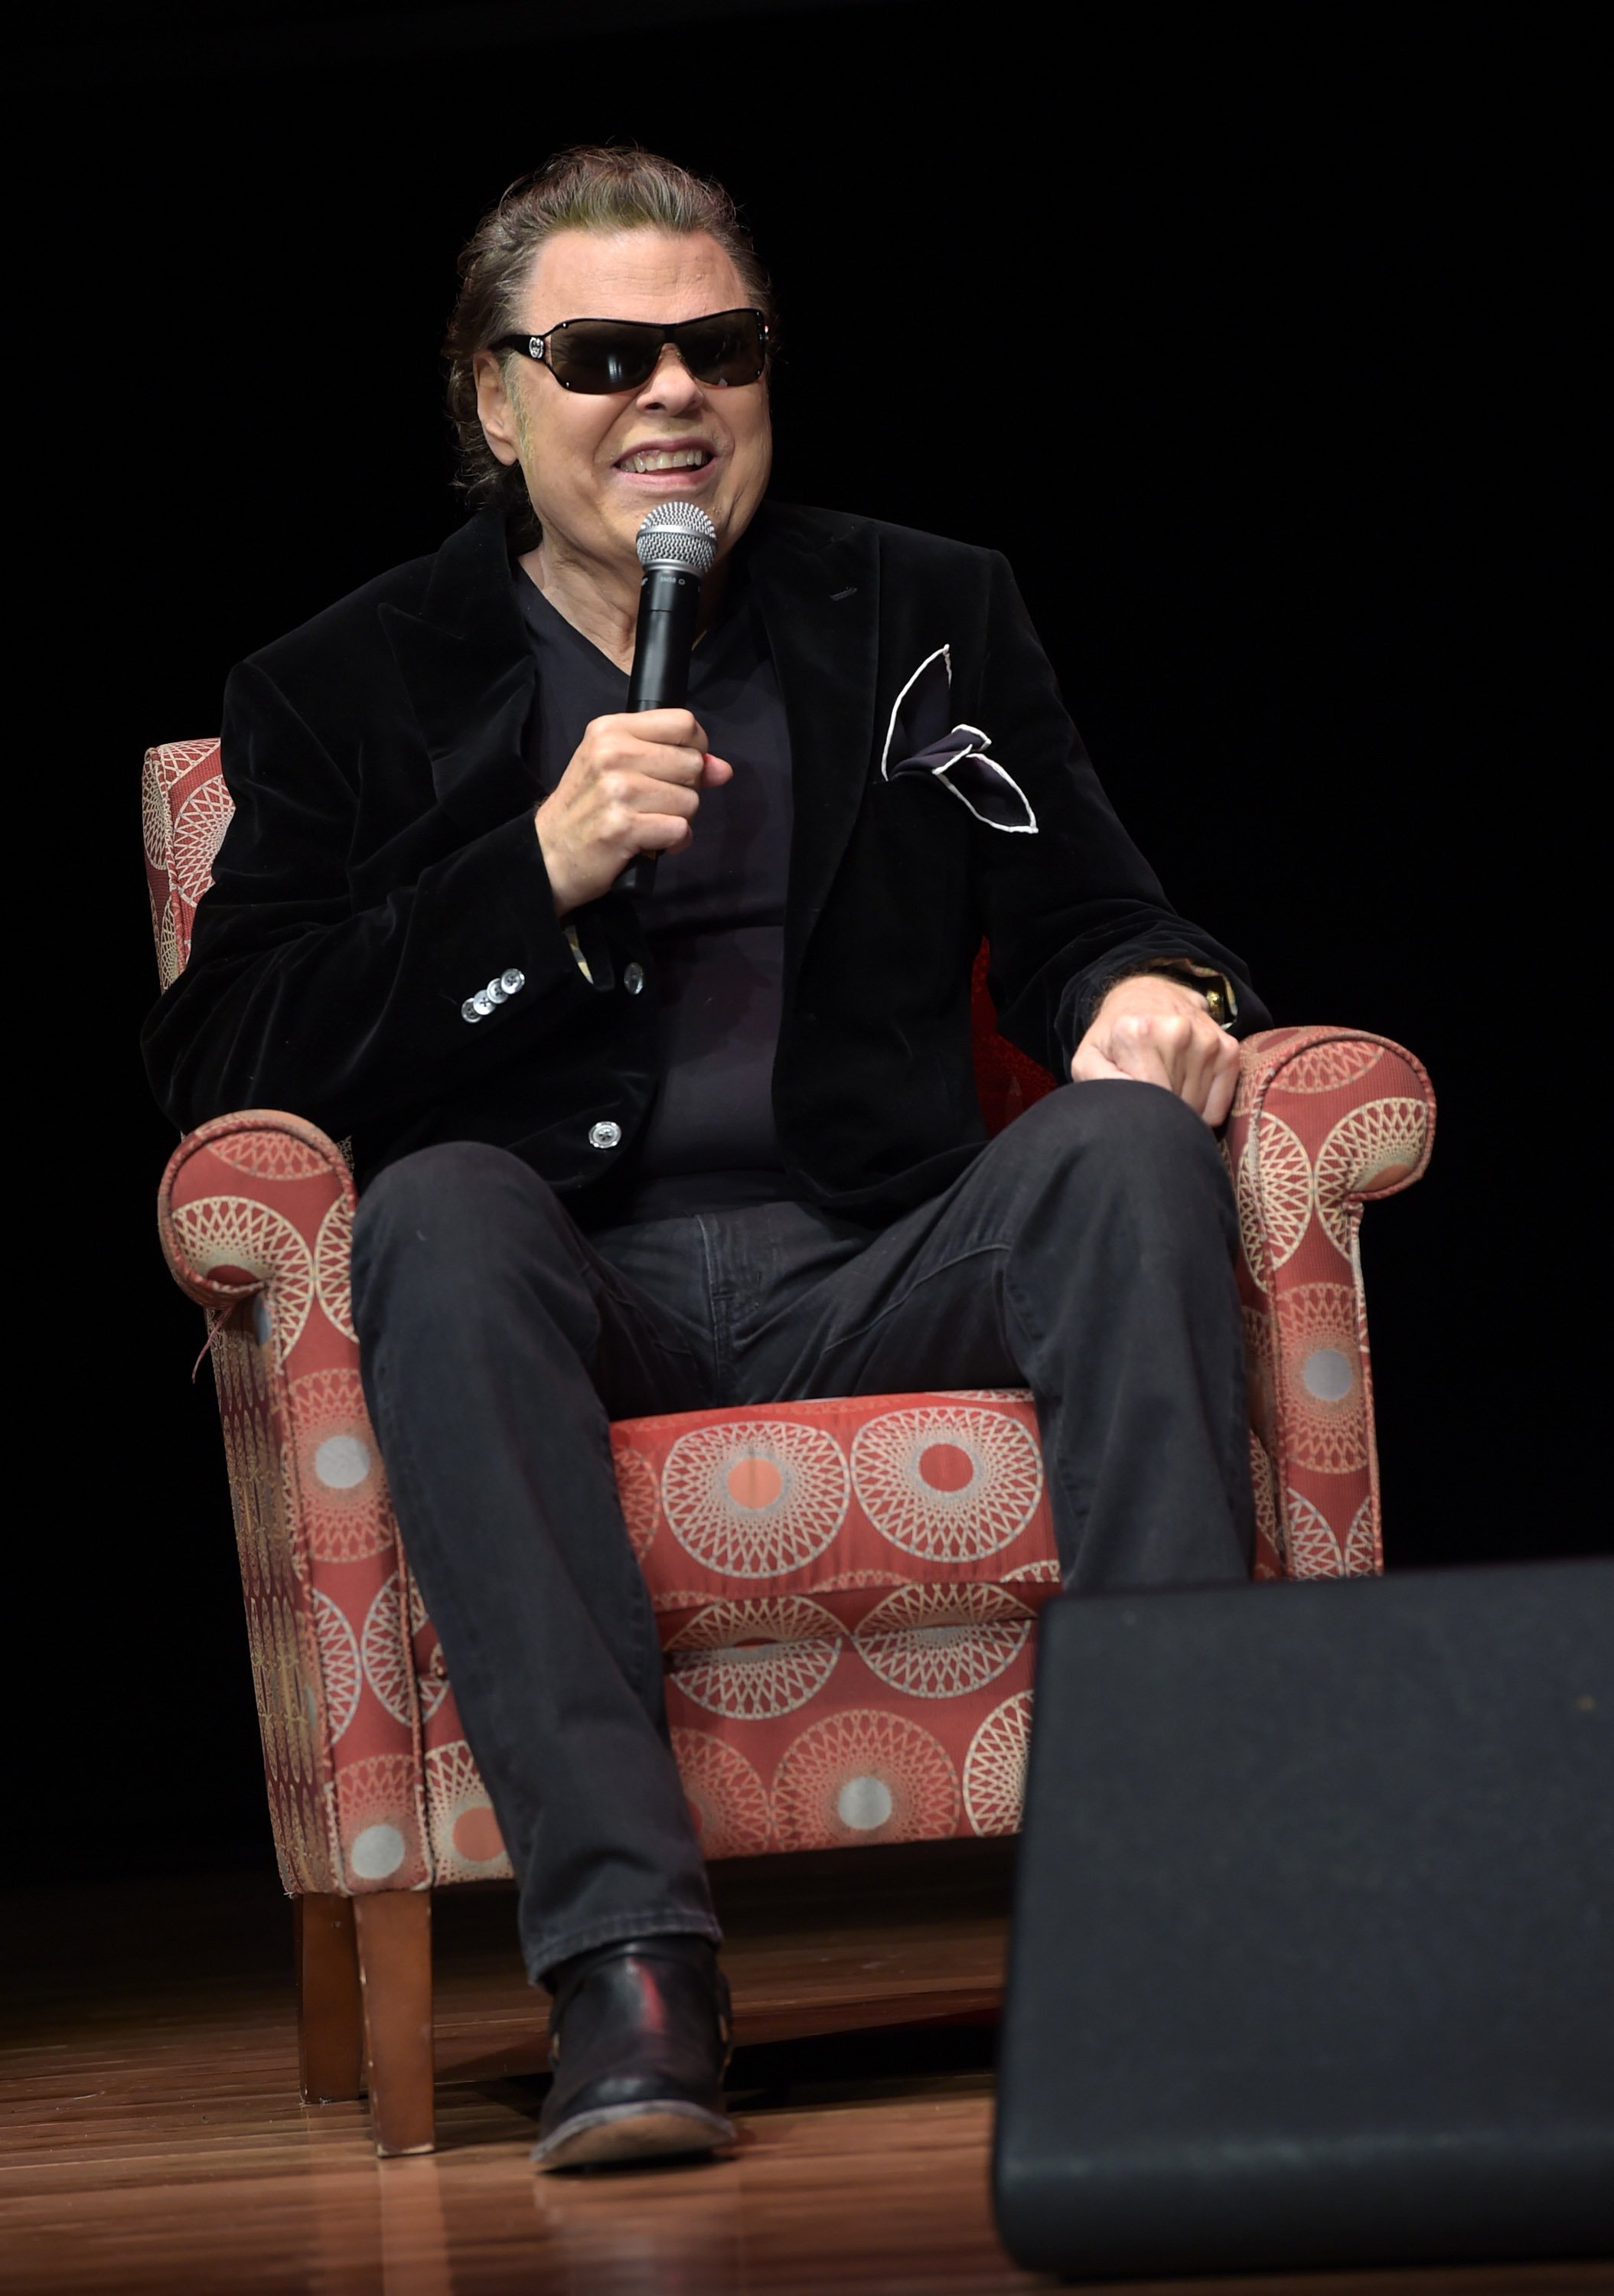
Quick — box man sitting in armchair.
[143,144,1270,2171]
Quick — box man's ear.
[472,351,523,469]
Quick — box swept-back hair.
[443,145,774,544]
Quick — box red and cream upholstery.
[145,737,1436,1900]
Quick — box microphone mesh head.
[636,501,718,576]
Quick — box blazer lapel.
[748,508,882,983]
[379,507,540,837]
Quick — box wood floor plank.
[5,1867,1609,2295]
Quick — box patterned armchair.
[145,736,1436,2153]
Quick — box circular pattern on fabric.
[311,1589,361,1740]
[336,1753,418,1887]
[209,1130,332,1182]
[313,1434,370,1488]
[856,1583,1034,1634]
[812,1568,908,1594]
[772,1710,960,1850]
[670,1639,840,1722]
[1313,1098,1430,1255]
[1344,1495,1379,1576]
[361,1572,416,1726]
[155,893,183,990]
[611,1444,660,1561]
[854,1584,1032,1700]
[351,1824,406,1880]
[171,1196,314,1362]
[933,1388,1035,1404]
[147,736,219,786]
[1273,1039,1385,1095]
[1277,1285,1368,1473]
[141,760,171,869]
[851,1406,1043,1561]
[314,1195,358,1342]
[964,1690,1032,1837]
[1285,1489,1345,1578]
[1004,1558,1062,1588]
[661,1420,849,1577]
[288,1368,393,1561]
[667,1599,843,1720]
[426,1740,509,1880]
[671,1730,774,1859]
[667,1596,843,1650]
[1303,1349,1353,1401]
[1237,1117,1312,1287]
[169,775,236,911]
[1286,1488,1379,1578]
[856,1621,1029,1701]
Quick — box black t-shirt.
[517,566,795,1218]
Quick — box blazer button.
[484,976,508,1004]
[500,969,525,996]
[461,997,484,1023]
[624,962,645,995]
[589,1120,622,1151]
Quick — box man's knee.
[1005,1081,1234,1238]
[1020,1077,1223,1169]
[352,1142,574,1305]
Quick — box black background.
[28,2,1599,1874]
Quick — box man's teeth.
[622,448,709,473]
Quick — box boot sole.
[532,2100,736,2173]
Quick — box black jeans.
[350,1081,1251,1981]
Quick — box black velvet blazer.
[142,501,1267,1221]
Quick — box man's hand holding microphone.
[535,709,731,918]
[535,501,724,917]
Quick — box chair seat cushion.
[611,1388,1062,1645]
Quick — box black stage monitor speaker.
[993,1561,1614,2279]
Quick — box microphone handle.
[620,565,703,898]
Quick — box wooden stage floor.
[5,1846,1609,2296]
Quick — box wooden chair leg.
[295,1892,364,2104]
[354,1890,435,2156]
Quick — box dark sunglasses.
[491,306,770,395]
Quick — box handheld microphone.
[618,502,719,898]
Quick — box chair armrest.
[1227,1027,1436,1581]
[1231,1026,1435,1283]
[158,1109,356,1328]
[157,1112,432,1898]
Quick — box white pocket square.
[880,645,1037,833]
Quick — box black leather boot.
[533,1935,735,2171]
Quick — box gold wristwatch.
[1143,960,1239,1031]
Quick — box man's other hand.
[535,709,734,916]
[1071,974,1240,1127]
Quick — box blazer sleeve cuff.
[424,811,600,1039]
